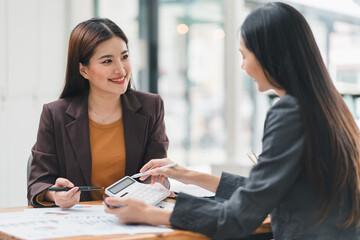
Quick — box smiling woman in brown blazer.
[27,18,169,208]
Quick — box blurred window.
[158,0,226,166]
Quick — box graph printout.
[0,204,172,240]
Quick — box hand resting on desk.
[103,196,172,225]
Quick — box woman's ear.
[79,63,88,79]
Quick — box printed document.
[0,204,172,240]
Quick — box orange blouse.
[89,118,126,200]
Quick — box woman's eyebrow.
[97,54,113,60]
[97,50,128,60]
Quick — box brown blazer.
[28,89,169,207]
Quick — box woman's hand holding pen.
[139,158,191,185]
[45,177,80,208]
[140,158,221,193]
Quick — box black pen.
[48,186,103,192]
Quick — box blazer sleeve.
[141,95,170,188]
[215,172,247,201]
[143,95,169,162]
[170,96,304,239]
[28,104,59,207]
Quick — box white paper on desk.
[156,200,175,210]
[0,217,83,240]
[0,211,31,221]
[24,204,106,217]
[0,204,173,240]
[89,217,173,236]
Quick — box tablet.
[105,176,171,206]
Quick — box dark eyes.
[101,55,128,64]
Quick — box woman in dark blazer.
[104,3,360,239]
[28,18,169,208]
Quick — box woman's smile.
[109,75,126,84]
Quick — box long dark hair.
[60,17,131,99]
[241,2,360,227]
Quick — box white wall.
[0,0,93,208]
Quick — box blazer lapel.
[122,90,148,175]
[65,92,92,185]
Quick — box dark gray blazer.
[170,94,360,239]
[28,89,169,207]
